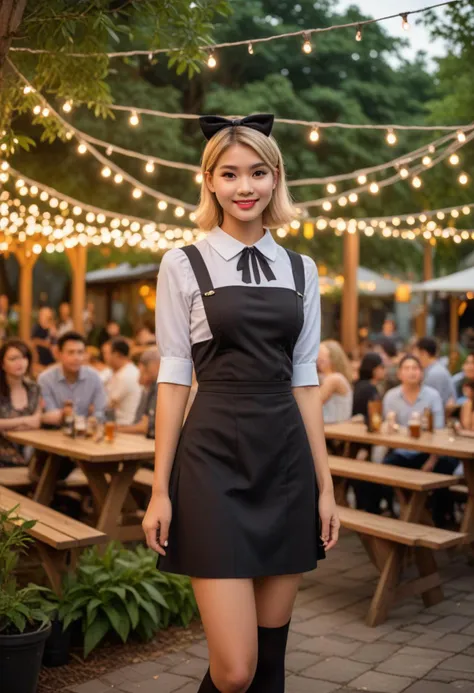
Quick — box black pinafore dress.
[158,244,325,578]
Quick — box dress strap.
[181,245,215,296]
[285,249,305,297]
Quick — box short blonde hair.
[194,125,297,231]
[321,340,353,383]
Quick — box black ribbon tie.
[237,247,276,285]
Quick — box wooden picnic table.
[325,421,474,539]
[6,429,154,541]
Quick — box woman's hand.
[319,490,340,551]
[142,492,172,556]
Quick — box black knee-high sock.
[247,620,290,692]
[198,668,221,692]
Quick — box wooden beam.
[341,230,359,355]
[420,242,434,337]
[449,295,459,355]
[15,244,39,342]
[66,244,87,334]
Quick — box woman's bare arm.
[460,400,473,431]
[152,383,190,495]
[293,386,339,550]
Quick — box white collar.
[206,227,278,262]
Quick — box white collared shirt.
[155,227,321,387]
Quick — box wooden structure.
[341,231,359,355]
[0,486,106,592]
[6,430,154,540]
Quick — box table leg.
[460,461,474,542]
[96,462,140,537]
[32,454,61,505]
[75,460,111,510]
[399,490,427,524]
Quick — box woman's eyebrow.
[218,162,268,171]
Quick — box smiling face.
[205,143,277,226]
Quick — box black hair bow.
[199,114,274,141]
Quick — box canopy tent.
[85,263,160,286]
[411,266,474,293]
[320,267,403,296]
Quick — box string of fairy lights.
[9,1,458,61]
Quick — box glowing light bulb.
[114,173,123,184]
[207,52,217,68]
[348,193,358,204]
[355,25,362,41]
[101,166,112,178]
[357,174,367,185]
[129,111,140,127]
[462,206,470,215]
[309,127,320,143]
[175,206,185,217]
[386,129,397,146]
[459,172,469,185]
[449,153,459,166]
[41,107,50,117]
[369,182,379,194]
[62,100,73,113]
[23,86,32,95]
[32,105,41,115]
[132,187,143,199]
[195,172,203,184]
[411,176,422,188]
[401,13,410,30]
[338,196,347,207]
[302,34,312,54]
[248,43,254,55]
[145,161,155,174]
[422,156,432,167]
[158,200,168,211]
[326,183,337,194]
[322,201,332,211]
[399,167,409,179]
[457,130,466,143]
[77,143,87,154]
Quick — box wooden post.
[341,230,359,355]
[15,243,39,342]
[66,244,87,334]
[420,242,434,337]
[449,295,459,355]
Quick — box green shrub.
[0,506,55,635]
[58,542,198,657]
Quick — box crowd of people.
[0,301,472,527]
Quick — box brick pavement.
[66,531,474,693]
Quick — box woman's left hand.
[319,491,340,551]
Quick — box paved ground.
[66,531,474,693]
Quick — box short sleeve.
[156,249,193,386]
[430,389,445,429]
[292,255,320,387]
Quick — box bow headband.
[199,113,274,141]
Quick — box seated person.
[374,337,399,393]
[118,347,160,438]
[452,352,474,404]
[457,378,474,436]
[31,306,57,368]
[413,336,456,410]
[352,352,385,422]
[317,340,353,424]
[86,346,113,385]
[383,354,458,526]
[39,331,107,426]
[0,339,41,466]
[104,338,141,426]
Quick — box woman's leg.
[192,577,258,693]
[247,573,303,692]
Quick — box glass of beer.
[104,407,116,443]
[408,411,421,439]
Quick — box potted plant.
[58,541,198,657]
[0,506,55,693]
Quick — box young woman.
[142,114,339,693]
[352,352,385,422]
[317,340,353,423]
[0,339,41,466]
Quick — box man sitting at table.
[413,336,456,410]
[383,354,459,526]
[104,338,141,426]
[39,331,107,425]
[36,331,107,483]
[117,347,159,438]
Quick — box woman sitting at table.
[0,339,41,467]
[457,379,474,436]
[353,352,385,422]
[317,340,353,424]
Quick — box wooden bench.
[0,486,107,592]
[0,466,89,490]
[338,505,466,626]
